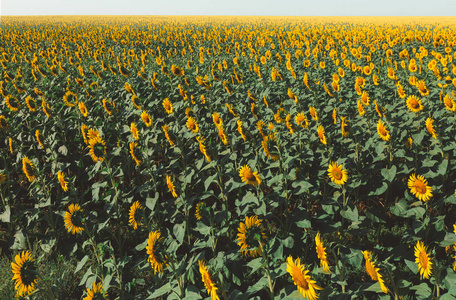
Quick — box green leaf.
[439,232,456,247]
[75,255,89,273]
[364,282,384,293]
[146,194,159,212]
[0,205,10,223]
[183,286,202,300]
[390,200,408,217]
[410,282,432,299]
[148,283,171,299]
[404,259,418,274]
[247,257,264,275]
[173,222,186,244]
[381,165,396,182]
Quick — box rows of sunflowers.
[1,15,456,299]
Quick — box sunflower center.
[332,169,342,180]
[20,261,38,286]
[410,100,419,109]
[293,267,309,290]
[414,181,427,194]
[245,170,256,182]
[419,252,428,268]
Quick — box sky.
[2,0,456,16]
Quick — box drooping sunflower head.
[443,94,456,112]
[198,260,220,300]
[237,215,267,257]
[25,96,37,112]
[195,201,207,221]
[22,156,36,182]
[425,118,438,139]
[146,231,168,274]
[286,256,323,300]
[128,201,143,230]
[406,95,424,113]
[11,250,39,297]
[5,95,21,111]
[408,173,433,202]
[129,142,142,166]
[327,161,348,186]
[317,125,327,145]
[58,170,69,192]
[64,203,85,235]
[166,174,178,198]
[102,99,115,116]
[212,112,223,128]
[309,106,318,121]
[414,240,432,279]
[315,233,330,273]
[130,122,139,140]
[0,115,9,129]
[0,172,6,184]
[78,101,88,117]
[239,164,261,186]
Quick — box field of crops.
[1,15,456,299]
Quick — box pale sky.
[1,0,456,16]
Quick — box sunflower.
[78,101,88,117]
[360,91,370,106]
[162,124,175,146]
[317,125,327,145]
[287,256,323,300]
[88,136,106,163]
[239,164,261,186]
[362,251,388,293]
[5,95,20,111]
[171,64,184,76]
[22,156,36,182]
[166,174,178,198]
[63,90,77,107]
[443,94,456,112]
[83,282,109,300]
[309,106,319,121]
[195,202,206,220]
[406,95,424,113]
[0,115,9,129]
[315,233,330,273]
[128,201,143,230]
[141,111,153,127]
[357,100,365,116]
[199,260,220,300]
[408,174,433,202]
[11,250,39,297]
[237,120,247,140]
[186,117,199,133]
[35,129,44,148]
[129,142,142,166]
[416,80,429,96]
[102,99,115,115]
[64,204,84,234]
[196,136,211,162]
[421,116,436,139]
[146,231,167,274]
[327,161,348,186]
[58,170,69,192]
[131,94,141,110]
[25,96,37,112]
[415,240,432,279]
[237,215,267,257]
[377,119,390,141]
[295,112,309,128]
[131,122,139,140]
[340,116,349,137]
[163,98,173,114]
[9,137,13,154]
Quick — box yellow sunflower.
[425,118,438,139]
[408,174,433,202]
[237,215,267,257]
[130,122,139,140]
[199,260,220,300]
[146,230,167,274]
[0,115,9,130]
[171,65,184,76]
[64,204,84,234]
[377,119,390,141]
[78,101,88,117]
[286,256,323,300]
[317,125,327,145]
[22,156,36,182]
[63,90,77,107]
[5,95,20,111]
[406,95,424,113]
[25,96,37,112]
[362,251,388,293]
[309,106,319,121]
[88,136,106,163]
[11,250,39,297]
[415,240,432,279]
[141,111,153,127]
[162,124,175,146]
[128,201,143,230]
[35,129,44,149]
[163,98,173,114]
[58,170,68,192]
[357,100,365,116]
[102,99,115,116]
[239,164,261,186]
[0,173,6,184]
[186,117,199,133]
[129,142,142,166]
[166,174,178,198]
[327,161,348,186]
[315,233,330,273]
[83,282,109,300]
[444,94,456,112]
[196,136,211,162]
[237,120,247,140]
[416,80,429,96]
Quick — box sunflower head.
[128,201,143,230]
[88,137,106,163]
[286,256,323,300]
[186,117,199,133]
[58,170,69,192]
[414,240,432,279]
[315,233,330,273]
[0,115,9,129]
[425,118,438,139]
[237,215,267,257]
[163,98,173,114]
[146,231,168,274]
[406,95,424,113]
[327,161,348,186]
[198,260,220,300]
[141,111,153,127]
[22,156,36,182]
[376,119,390,141]
[64,204,85,234]
[408,173,433,202]
[11,250,39,297]
[83,282,108,300]
[239,164,261,186]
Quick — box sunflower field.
[1,15,456,299]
